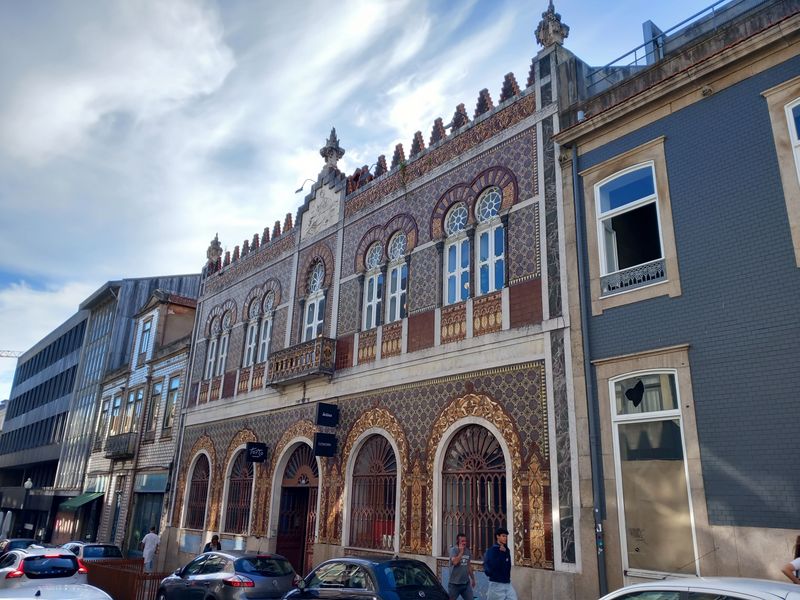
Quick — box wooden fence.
[86,558,170,600]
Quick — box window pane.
[618,418,694,574]
[793,104,800,138]
[400,264,407,290]
[615,373,678,416]
[460,271,469,301]
[317,297,326,321]
[460,239,470,268]
[603,202,662,272]
[494,225,504,256]
[390,269,398,294]
[480,232,489,262]
[448,245,456,273]
[599,166,655,213]
[480,264,489,295]
[495,258,504,291]
[367,278,374,301]
[306,303,314,325]
[447,276,456,305]
[366,306,373,329]
[305,326,313,341]
[377,274,384,301]
[389,298,397,321]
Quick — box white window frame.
[443,204,470,306]
[786,98,800,183]
[204,338,217,380]
[386,261,407,323]
[243,320,259,367]
[595,162,665,281]
[216,332,229,376]
[362,271,383,330]
[138,319,152,355]
[474,188,505,296]
[609,369,699,579]
[304,292,325,341]
[257,316,272,363]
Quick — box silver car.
[0,547,88,591]
[598,576,800,600]
[157,551,299,600]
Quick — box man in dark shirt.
[482,526,517,600]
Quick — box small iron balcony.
[268,337,336,387]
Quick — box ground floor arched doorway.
[275,443,318,575]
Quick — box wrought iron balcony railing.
[104,431,137,459]
[268,337,336,386]
[601,258,666,296]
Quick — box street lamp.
[22,478,32,508]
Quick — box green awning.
[59,492,104,511]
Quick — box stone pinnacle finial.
[535,0,569,47]
[207,233,223,263]
[320,127,345,169]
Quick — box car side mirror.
[298,579,306,590]
[174,568,182,576]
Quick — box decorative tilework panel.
[272,306,288,352]
[509,203,541,283]
[340,128,537,279]
[337,278,361,337]
[550,329,574,563]
[408,246,440,314]
[358,329,377,364]
[440,302,467,344]
[542,116,562,318]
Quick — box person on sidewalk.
[203,534,221,553]
[482,526,517,600]
[140,526,160,573]
[781,534,800,584]
[448,533,476,600]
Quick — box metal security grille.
[441,425,507,557]
[224,451,253,534]
[349,435,397,550]
[185,455,210,529]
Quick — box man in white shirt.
[141,526,160,572]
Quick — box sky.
[0,0,717,400]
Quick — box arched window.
[243,301,260,368]
[350,436,397,551]
[224,450,254,534]
[185,455,210,530]
[386,232,408,323]
[475,188,505,295]
[444,204,470,305]
[204,317,220,379]
[258,292,275,363]
[303,262,326,341]
[216,311,231,375]
[363,243,384,330]
[441,425,506,557]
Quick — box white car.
[599,576,800,600]
[0,583,111,599]
[0,547,87,591]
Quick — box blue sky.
[0,0,717,400]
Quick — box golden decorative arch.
[340,407,410,548]
[174,434,217,529]
[254,419,318,534]
[424,394,530,563]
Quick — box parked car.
[0,541,35,559]
[0,582,112,599]
[284,556,448,600]
[0,547,88,591]
[597,576,800,600]
[158,550,298,600]
[60,542,123,561]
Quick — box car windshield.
[83,546,122,558]
[383,563,439,589]
[22,555,79,578]
[235,556,293,577]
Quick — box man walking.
[483,526,516,600]
[141,526,160,573]
[448,533,475,600]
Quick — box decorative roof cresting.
[535,1,569,47]
[320,127,345,170]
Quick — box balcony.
[601,258,666,296]
[268,337,336,387]
[104,432,137,459]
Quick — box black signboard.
[246,442,268,463]
[313,432,337,457]
[316,402,340,428]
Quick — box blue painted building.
[555,0,800,592]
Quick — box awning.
[58,492,103,511]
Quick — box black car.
[284,557,448,600]
[0,538,36,558]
